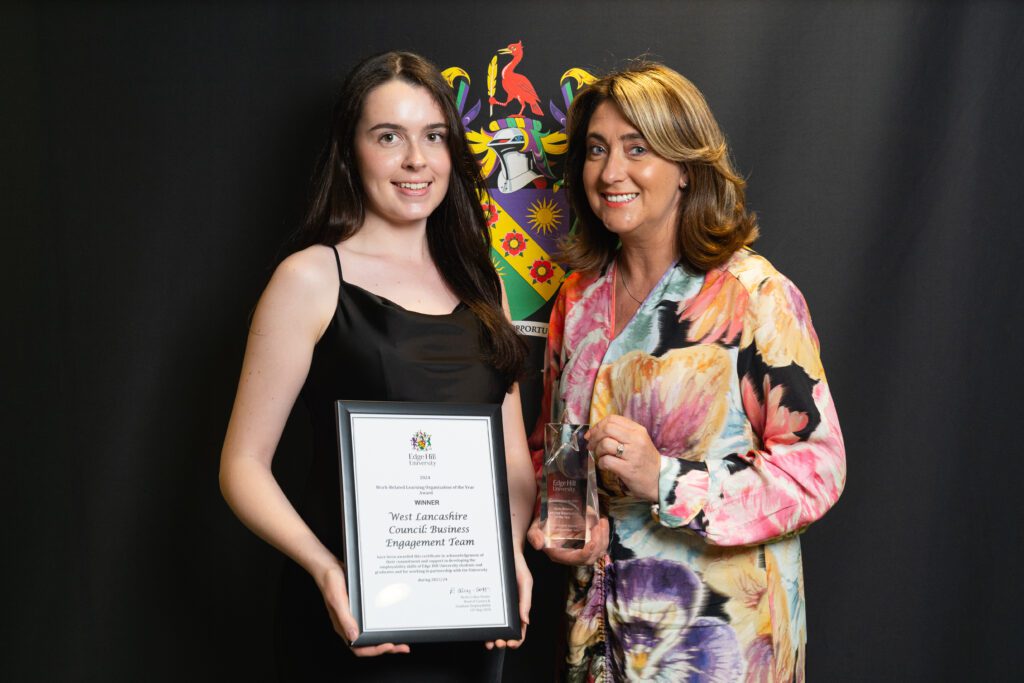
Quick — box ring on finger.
[615,443,625,458]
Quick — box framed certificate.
[334,400,521,646]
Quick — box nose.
[403,140,426,170]
[599,149,626,185]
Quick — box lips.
[602,192,638,206]
[393,181,432,197]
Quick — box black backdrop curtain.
[4,1,1022,681]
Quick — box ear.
[679,166,689,189]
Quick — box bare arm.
[220,248,333,574]
[502,384,537,548]
[219,246,408,656]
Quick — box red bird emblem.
[488,41,543,117]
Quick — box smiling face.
[582,100,687,246]
[354,79,451,230]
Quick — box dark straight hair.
[294,51,525,386]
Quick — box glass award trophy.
[541,423,597,549]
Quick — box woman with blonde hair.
[528,62,846,681]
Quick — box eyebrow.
[587,132,646,143]
[367,122,449,132]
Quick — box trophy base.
[543,500,587,549]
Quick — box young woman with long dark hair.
[220,51,534,682]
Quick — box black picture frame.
[334,400,521,646]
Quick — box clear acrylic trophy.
[541,422,598,549]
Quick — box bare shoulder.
[273,244,339,290]
[254,245,340,337]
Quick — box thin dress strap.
[330,244,342,284]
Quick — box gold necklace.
[619,263,644,304]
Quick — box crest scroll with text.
[444,43,595,327]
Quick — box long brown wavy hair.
[562,62,758,273]
[293,51,525,385]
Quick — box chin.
[600,219,636,235]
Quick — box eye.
[378,132,400,145]
[628,144,647,156]
[426,131,447,143]
[587,144,606,157]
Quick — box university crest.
[444,43,595,327]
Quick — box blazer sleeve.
[654,270,847,546]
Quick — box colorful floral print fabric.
[531,250,845,681]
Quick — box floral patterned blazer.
[530,249,846,682]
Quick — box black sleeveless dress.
[274,246,508,682]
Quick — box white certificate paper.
[336,402,519,645]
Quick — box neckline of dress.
[609,259,681,341]
[340,278,465,318]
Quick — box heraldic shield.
[444,44,595,326]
